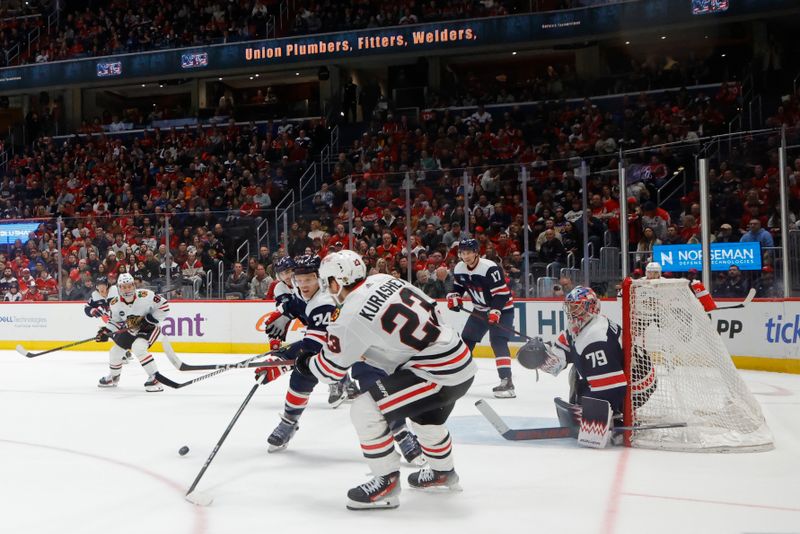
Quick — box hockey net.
[622,278,773,452]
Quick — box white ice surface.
[1,349,799,534]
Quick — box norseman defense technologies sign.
[653,242,762,272]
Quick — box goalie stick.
[155,357,293,389]
[475,400,687,441]
[713,287,756,311]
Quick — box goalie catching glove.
[517,337,566,376]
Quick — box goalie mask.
[564,286,600,336]
[117,272,136,302]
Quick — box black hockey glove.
[95,327,112,343]
[293,349,317,377]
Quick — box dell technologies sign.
[653,242,762,272]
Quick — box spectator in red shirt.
[376,232,399,258]
[23,284,44,302]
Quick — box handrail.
[256,216,270,250]
[217,260,224,299]
[205,267,214,299]
[330,125,339,154]
[236,240,250,263]
[727,115,742,153]
[266,14,276,39]
[566,251,575,270]
[656,166,686,207]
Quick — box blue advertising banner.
[0,223,42,245]
[653,242,763,272]
[0,0,795,92]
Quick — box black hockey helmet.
[458,238,480,253]
[293,254,321,275]
[275,256,297,274]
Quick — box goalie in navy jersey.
[448,239,516,398]
[519,286,648,431]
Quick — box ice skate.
[492,377,516,398]
[98,375,120,388]
[328,380,347,409]
[346,472,400,510]
[408,466,461,491]
[396,431,425,466]
[268,416,299,452]
[144,377,163,392]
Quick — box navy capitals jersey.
[552,316,627,413]
[281,287,336,357]
[453,258,513,312]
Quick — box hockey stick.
[460,305,534,341]
[15,326,134,359]
[185,381,262,506]
[162,339,277,372]
[15,336,98,359]
[476,400,687,441]
[713,288,756,311]
[155,357,293,389]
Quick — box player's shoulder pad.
[471,258,495,276]
[573,316,612,353]
[307,288,336,310]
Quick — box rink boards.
[0,298,797,373]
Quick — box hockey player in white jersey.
[292,250,476,510]
[95,273,170,392]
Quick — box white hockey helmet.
[320,250,367,304]
[645,261,662,279]
[117,272,136,301]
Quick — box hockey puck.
[179,446,190,456]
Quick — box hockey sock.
[411,423,454,472]
[283,387,311,421]
[108,345,125,378]
[491,340,512,379]
[137,353,158,377]
[352,395,400,476]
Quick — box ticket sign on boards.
[653,242,762,272]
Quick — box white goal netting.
[623,278,773,452]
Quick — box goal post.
[622,277,773,452]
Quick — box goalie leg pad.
[351,394,401,477]
[577,397,613,449]
[554,397,580,437]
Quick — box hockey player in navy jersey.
[83,276,118,319]
[520,286,638,428]
[257,255,339,451]
[448,239,516,398]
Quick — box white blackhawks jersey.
[310,274,476,387]
[106,289,170,335]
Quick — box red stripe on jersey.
[361,434,394,451]
[378,382,438,411]
[491,285,511,295]
[315,354,346,379]
[412,346,470,369]
[588,372,627,388]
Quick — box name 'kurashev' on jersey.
[309,274,476,387]
[453,258,513,312]
[552,315,628,413]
